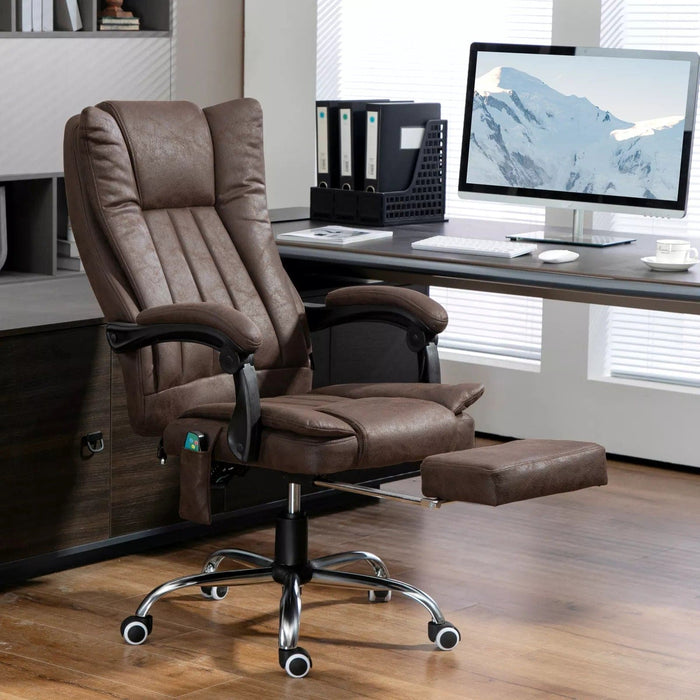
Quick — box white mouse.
[538,249,579,264]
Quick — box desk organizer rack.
[310,119,447,226]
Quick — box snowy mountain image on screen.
[467,66,684,199]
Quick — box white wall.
[173,0,243,106]
[0,37,171,176]
[244,0,700,468]
[243,0,317,209]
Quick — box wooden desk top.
[273,217,700,314]
[3,215,699,339]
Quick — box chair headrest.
[96,100,215,210]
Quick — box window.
[597,0,700,387]
[316,0,552,362]
[604,306,700,387]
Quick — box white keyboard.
[411,236,537,258]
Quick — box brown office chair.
[63,98,606,677]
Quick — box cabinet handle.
[82,431,105,454]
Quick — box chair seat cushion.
[165,383,479,474]
[311,382,484,414]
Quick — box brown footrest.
[421,439,607,506]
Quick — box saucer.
[641,256,698,272]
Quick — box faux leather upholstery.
[421,439,607,505]
[325,286,449,334]
[64,98,482,482]
[136,303,263,355]
[163,392,477,474]
[64,98,313,435]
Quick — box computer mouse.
[538,249,579,264]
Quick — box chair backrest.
[64,99,312,435]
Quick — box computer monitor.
[458,43,700,246]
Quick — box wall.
[0,37,171,176]
[243,0,317,209]
[173,0,244,106]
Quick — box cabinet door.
[0,325,111,562]
[109,353,178,536]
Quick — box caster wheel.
[368,589,391,603]
[279,646,312,678]
[120,615,153,646]
[428,621,461,651]
[201,585,229,600]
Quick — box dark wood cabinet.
[109,354,179,536]
[0,325,111,561]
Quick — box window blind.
[605,307,700,386]
[599,0,700,387]
[316,0,552,361]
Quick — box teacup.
[656,239,699,264]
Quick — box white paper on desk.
[276,226,393,246]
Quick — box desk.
[273,217,700,315]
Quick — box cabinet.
[0,175,64,283]
[0,324,111,562]
[0,1,170,35]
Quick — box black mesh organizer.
[310,119,447,226]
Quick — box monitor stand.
[506,210,636,247]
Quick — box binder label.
[366,111,379,180]
[340,108,353,177]
[401,127,425,150]
[316,107,329,174]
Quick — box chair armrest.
[136,302,263,355]
[325,286,448,334]
[106,302,262,463]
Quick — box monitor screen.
[459,43,700,219]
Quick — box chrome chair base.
[119,486,461,677]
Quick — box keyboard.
[411,236,537,258]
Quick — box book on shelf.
[98,17,140,30]
[41,0,52,31]
[17,0,32,31]
[99,24,140,31]
[55,0,83,31]
[57,255,84,272]
[276,225,393,246]
[31,0,41,30]
[57,238,80,259]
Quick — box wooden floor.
[1,451,699,699]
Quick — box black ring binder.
[310,119,447,226]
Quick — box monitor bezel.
[458,42,700,218]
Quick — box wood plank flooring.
[1,450,699,698]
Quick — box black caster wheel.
[279,646,312,678]
[201,585,229,600]
[368,589,392,602]
[428,620,461,651]
[120,615,153,646]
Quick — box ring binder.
[310,119,447,226]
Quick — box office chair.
[63,99,606,677]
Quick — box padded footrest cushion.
[421,439,607,506]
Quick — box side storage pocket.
[178,427,223,525]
